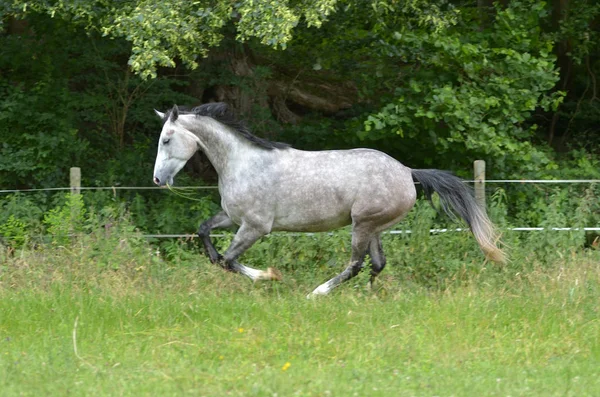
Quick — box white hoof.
[306,291,325,299]
[307,281,334,298]
[238,265,281,282]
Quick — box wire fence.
[2,179,598,239]
[2,179,600,194]
[0,186,219,194]
[143,227,600,240]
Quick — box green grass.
[1,240,600,396]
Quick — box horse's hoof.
[306,292,321,299]
[265,267,282,281]
[307,282,332,298]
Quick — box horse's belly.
[271,208,352,232]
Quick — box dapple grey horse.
[153,103,505,296]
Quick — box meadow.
[1,202,599,396]
[0,187,599,396]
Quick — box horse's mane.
[166,102,290,150]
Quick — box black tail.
[411,169,505,263]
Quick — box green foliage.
[364,0,562,175]
[379,199,487,287]
[0,16,95,188]
[553,0,600,65]
[2,181,597,284]
[128,188,219,234]
[515,184,599,259]
[549,0,600,150]
[80,205,150,271]
[105,1,231,79]
[25,193,153,270]
[0,81,88,188]
[0,215,27,248]
[235,1,299,49]
[245,230,352,275]
[0,12,197,189]
[43,194,87,245]
[3,0,599,189]
[7,0,341,79]
[0,193,46,233]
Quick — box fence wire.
[140,227,600,240]
[2,180,598,238]
[0,186,218,194]
[1,179,599,194]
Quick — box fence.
[1,163,599,239]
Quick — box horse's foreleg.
[309,228,371,297]
[197,211,234,263]
[222,223,281,281]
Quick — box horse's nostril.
[153,177,160,185]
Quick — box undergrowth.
[0,187,598,294]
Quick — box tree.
[3,0,338,79]
[2,0,592,182]
[0,12,197,187]
[361,1,563,175]
[547,0,600,150]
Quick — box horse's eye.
[162,138,170,145]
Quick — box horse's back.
[279,148,413,191]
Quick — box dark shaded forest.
[1,0,599,188]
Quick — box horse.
[152,103,505,297]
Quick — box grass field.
[1,235,600,396]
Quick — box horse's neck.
[186,118,261,176]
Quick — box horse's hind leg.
[197,211,234,263]
[368,234,386,287]
[309,226,372,296]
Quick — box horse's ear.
[154,109,165,119]
[170,105,179,122]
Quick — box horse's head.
[152,105,200,186]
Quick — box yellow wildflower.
[282,362,291,371]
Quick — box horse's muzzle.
[153,175,173,187]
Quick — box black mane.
[167,103,290,150]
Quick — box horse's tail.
[411,169,506,263]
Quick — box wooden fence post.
[473,160,486,211]
[70,167,81,195]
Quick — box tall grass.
[0,187,599,395]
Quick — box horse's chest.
[219,181,271,226]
